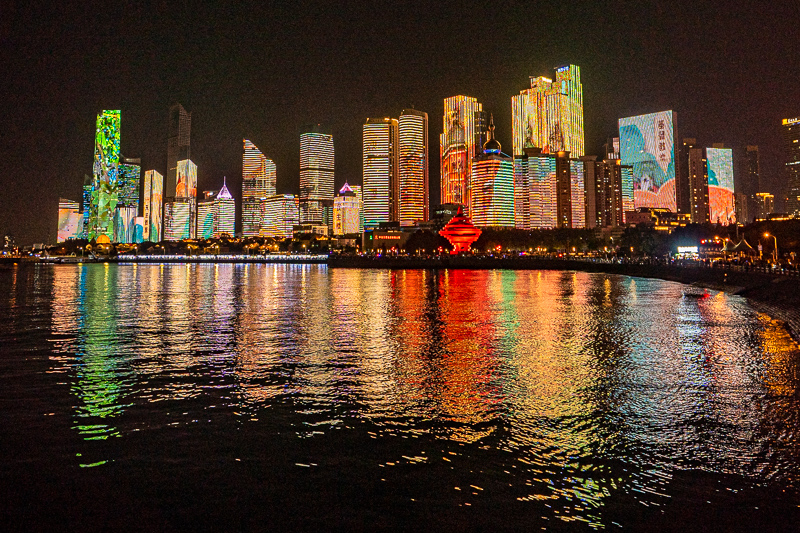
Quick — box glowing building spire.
[440,96,484,215]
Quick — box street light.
[764,232,778,264]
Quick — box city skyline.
[2,2,799,244]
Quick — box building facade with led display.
[398,109,429,226]
[470,116,515,228]
[166,103,191,198]
[143,170,163,242]
[706,146,735,224]
[782,117,800,216]
[512,65,584,157]
[114,204,137,243]
[299,127,335,225]
[333,182,360,236]
[440,96,484,214]
[261,194,299,238]
[198,179,235,239]
[242,139,276,237]
[57,198,82,242]
[88,110,121,240]
[163,198,192,241]
[175,159,198,238]
[118,157,141,211]
[618,110,677,212]
[363,118,399,228]
[583,158,633,228]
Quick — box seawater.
[1,263,799,531]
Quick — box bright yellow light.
[764,233,770,238]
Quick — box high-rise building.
[440,96,484,213]
[363,117,399,228]
[707,146,735,224]
[261,194,299,238]
[514,149,586,229]
[688,147,710,223]
[88,110,121,240]
[735,192,749,224]
[618,110,678,212]
[198,178,235,239]
[163,198,192,241]
[745,145,761,194]
[782,117,800,215]
[333,182,361,235]
[583,158,633,228]
[676,138,696,215]
[57,198,82,242]
[176,159,198,238]
[166,103,191,198]
[81,174,91,239]
[470,116,514,228]
[398,109,429,226]
[351,185,364,232]
[754,192,775,220]
[512,65,584,157]
[143,170,164,242]
[118,157,141,211]
[242,139,276,237]
[299,127,335,224]
[113,204,137,243]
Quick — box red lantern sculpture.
[438,206,482,254]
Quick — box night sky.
[1,0,799,245]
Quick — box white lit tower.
[242,139,276,237]
[363,118,399,228]
[398,109,429,226]
[440,96,484,215]
[299,126,335,225]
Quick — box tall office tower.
[470,116,514,227]
[583,158,633,229]
[163,198,192,241]
[333,182,361,235]
[512,65,584,157]
[198,179,235,239]
[707,146,735,224]
[88,110,121,240]
[398,109,429,226]
[242,139,276,237]
[735,193,749,224]
[175,159,198,238]
[782,117,800,215]
[688,147,710,223]
[440,96,484,213]
[261,194,299,238]
[603,137,620,160]
[299,126,335,224]
[619,110,678,212]
[118,157,141,211]
[351,185,364,232]
[166,103,191,198]
[745,145,761,194]
[142,170,164,242]
[363,117,399,228]
[81,174,92,238]
[114,204,137,243]
[676,138,696,215]
[514,149,582,229]
[57,198,82,242]
[754,192,775,220]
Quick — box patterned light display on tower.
[300,128,335,224]
[118,158,141,211]
[333,182,360,235]
[470,116,515,228]
[512,65,584,157]
[176,159,198,238]
[514,151,587,229]
[242,140,276,237]
[398,109,429,226]
[163,199,192,241]
[81,174,91,238]
[569,160,586,228]
[261,194,299,238]
[113,204,137,243]
[143,170,163,242]
[57,198,83,242]
[707,147,735,224]
[88,110,121,240]
[440,96,483,214]
[363,118,399,228]
[618,110,677,212]
[199,178,236,239]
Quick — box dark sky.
[2,0,799,245]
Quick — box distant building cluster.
[57,64,798,245]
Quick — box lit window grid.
[398,112,428,226]
[300,133,335,204]
[470,158,515,227]
[261,195,299,238]
[440,96,481,211]
[118,163,141,211]
[163,200,192,241]
[244,140,277,198]
[569,160,586,228]
[333,195,360,235]
[363,121,398,227]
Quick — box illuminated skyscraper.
[299,127,335,224]
[363,118,399,228]
[440,96,484,213]
[688,147,710,223]
[470,116,514,228]
[333,182,360,235]
[261,194,299,238]
[583,158,633,228]
[351,185,364,232]
[398,109,429,226]
[81,174,91,239]
[619,110,678,212]
[512,65,584,157]
[514,149,586,229]
[143,170,163,242]
[163,199,192,241]
[166,103,191,198]
[197,178,235,239]
[745,145,761,193]
[176,159,198,238]
[114,204,137,243]
[676,137,696,215]
[57,199,82,242]
[707,146,735,224]
[118,157,141,211]
[754,192,774,220]
[88,110,121,240]
[242,139,276,237]
[782,117,800,215]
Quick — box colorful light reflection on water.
[2,264,799,530]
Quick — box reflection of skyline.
[38,264,800,522]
